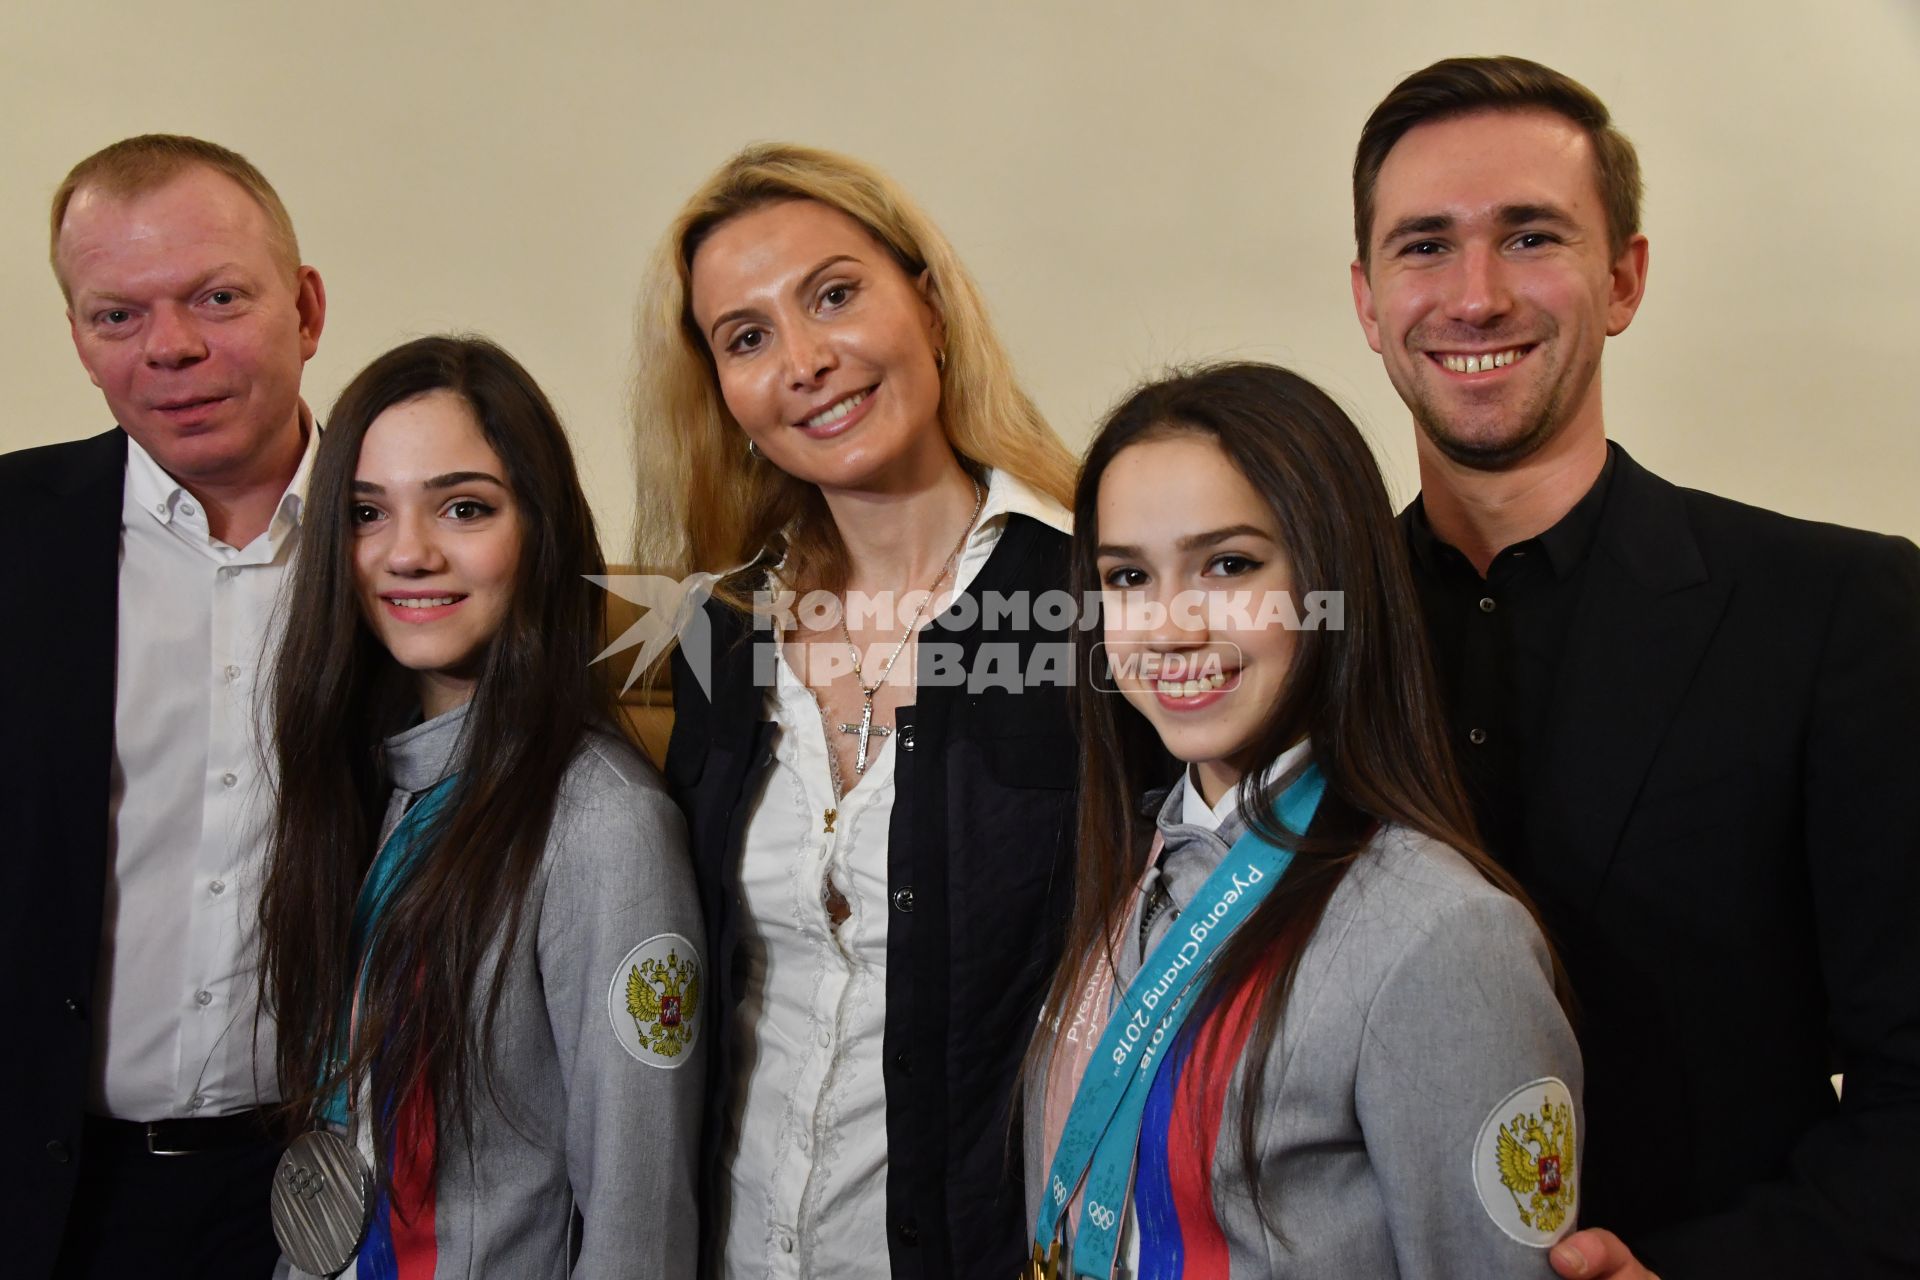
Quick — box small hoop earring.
[746,437,761,460]
[935,348,947,373]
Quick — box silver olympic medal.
[271,1129,374,1277]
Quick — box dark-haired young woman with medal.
[634,144,1080,1280]
[1025,363,1581,1278]
[257,336,702,1278]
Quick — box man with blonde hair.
[0,134,325,1278]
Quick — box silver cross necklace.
[833,476,983,781]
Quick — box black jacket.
[0,428,129,1276]
[666,514,1077,1280]
[1411,447,1920,1278]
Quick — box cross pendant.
[838,695,892,774]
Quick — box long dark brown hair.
[257,335,615,1197]
[1036,362,1565,1227]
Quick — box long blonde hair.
[632,142,1076,599]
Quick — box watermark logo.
[586,579,1342,699]
[587,572,717,699]
[1090,643,1242,694]
[747,587,1344,637]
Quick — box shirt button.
[225,664,242,681]
[890,887,915,913]
[195,989,213,1006]
[777,1234,794,1254]
[210,879,226,896]
[816,1028,830,1049]
[1468,728,1488,746]
[153,502,168,516]
[219,566,239,580]
[46,1140,70,1164]
[222,772,238,788]
[181,502,197,516]
[188,1093,206,1111]
[1478,596,1497,613]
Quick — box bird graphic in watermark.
[586,571,718,700]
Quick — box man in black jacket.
[0,135,325,1278]
[1349,56,1920,1279]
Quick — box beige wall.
[5,0,1916,548]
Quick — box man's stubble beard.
[1407,354,1593,473]
[1414,397,1565,472]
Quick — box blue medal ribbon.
[1036,765,1325,1278]
[318,773,459,1127]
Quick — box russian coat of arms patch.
[1472,1077,1578,1246]
[606,933,701,1067]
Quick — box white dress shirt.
[719,469,1071,1278]
[91,423,317,1121]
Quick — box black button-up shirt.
[1405,447,1617,872]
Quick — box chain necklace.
[826,476,984,794]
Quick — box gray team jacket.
[1026,781,1583,1279]
[283,704,705,1279]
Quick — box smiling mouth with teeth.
[1155,669,1233,698]
[1435,348,1527,374]
[389,596,462,608]
[802,389,870,429]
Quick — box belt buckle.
[145,1121,192,1157]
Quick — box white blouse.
[718,470,1071,1279]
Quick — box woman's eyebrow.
[1097,525,1273,559]
[1178,524,1272,551]
[350,471,506,494]
[423,471,506,490]
[797,253,860,295]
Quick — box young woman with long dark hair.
[258,336,702,1279]
[634,144,1079,1280]
[1025,363,1580,1278]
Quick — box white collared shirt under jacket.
[719,470,1072,1278]
[90,426,316,1121]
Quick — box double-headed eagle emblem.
[1495,1093,1576,1233]
[626,948,700,1059]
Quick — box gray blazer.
[284,706,704,1279]
[1027,795,1582,1279]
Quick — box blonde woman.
[635,144,1078,1280]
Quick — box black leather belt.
[84,1108,273,1157]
